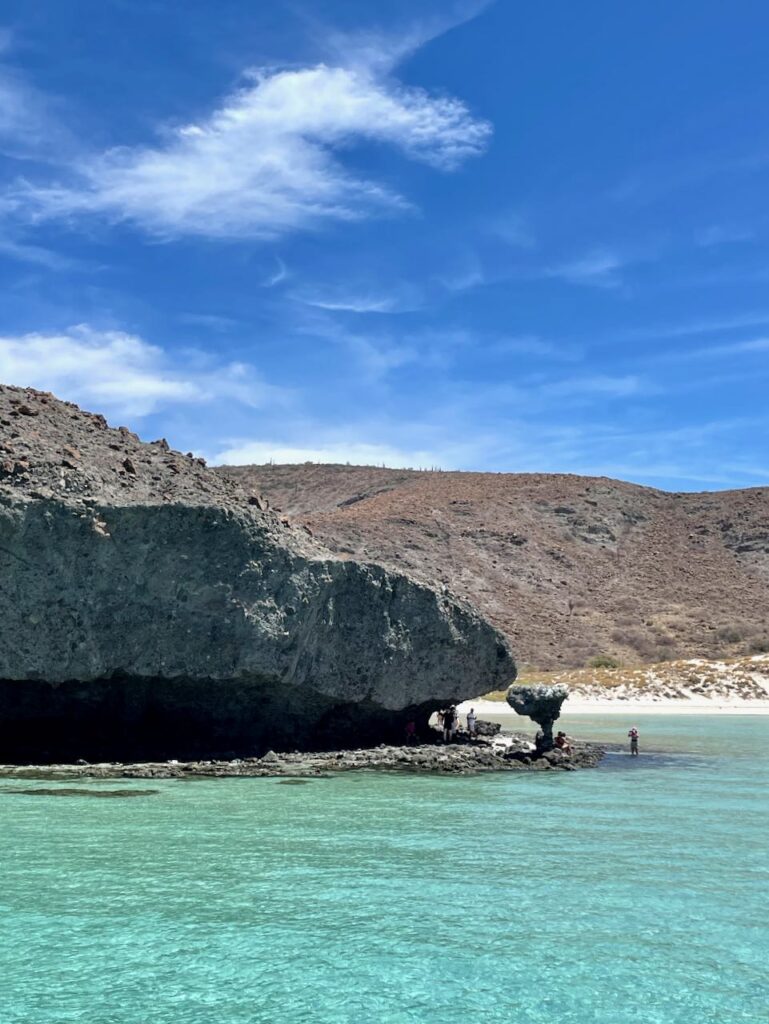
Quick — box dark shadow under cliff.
[0,675,442,763]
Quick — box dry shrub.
[716,625,743,644]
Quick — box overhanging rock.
[0,386,516,761]
[506,683,569,751]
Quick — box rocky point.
[0,385,515,763]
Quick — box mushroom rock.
[0,385,516,763]
[505,684,569,752]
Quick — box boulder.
[474,719,501,737]
[0,386,516,762]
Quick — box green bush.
[587,655,621,669]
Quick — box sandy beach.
[457,697,769,718]
[457,654,769,718]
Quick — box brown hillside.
[217,464,769,670]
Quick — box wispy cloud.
[486,334,565,358]
[541,374,645,398]
[610,152,769,206]
[0,70,52,159]
[322,1,494,74]
[0,47,74,163]
[656,335,769,363]
[297,295,401,314]
[694,224,754,247]
[436,254,486,292]
[293,282,421,314]
[0,323,287,417]
[6,57,491,240]
[0,235,84,270]
[178,313,239,332]
[545,249,625,288]
[621,311,769,341]
[262,256,288,288]
[489,210,536,248]
[293,312,474,380]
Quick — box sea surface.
[1,715,767,1024]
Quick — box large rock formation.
[505,684,569,751]
[0,386,515,762]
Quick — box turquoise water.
[1,716,767,1024]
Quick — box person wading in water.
[628,726,639,756]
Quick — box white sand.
[457,697,769,718]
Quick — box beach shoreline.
[458,697,769,718]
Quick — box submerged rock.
[0,386,515,762]
[1,787,158,798]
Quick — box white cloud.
[298,295,400,314]
[212,439,454,469]
[9,62,491,239]
[324,2,493,75]
[294,283,421,314]
[0,323,285,417]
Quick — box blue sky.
[1,0,768,489]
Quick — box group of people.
[405,713,641,755]
[554,727,640,756]
[436,706,478,743]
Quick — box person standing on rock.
[443,706,455,743]
[466,707,477,740]
[628,726,639,756]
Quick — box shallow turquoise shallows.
[1,715,767,1024]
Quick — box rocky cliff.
[0,387,514,762]
[218,463,769,670]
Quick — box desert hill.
[217,464,769,670]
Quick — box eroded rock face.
[505,684,569,751]
[0,386,516,762]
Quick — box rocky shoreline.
[0,735,604,780]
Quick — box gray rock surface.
[0,386,515,761]
[505,684,569,750]
[0,736,604,780]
